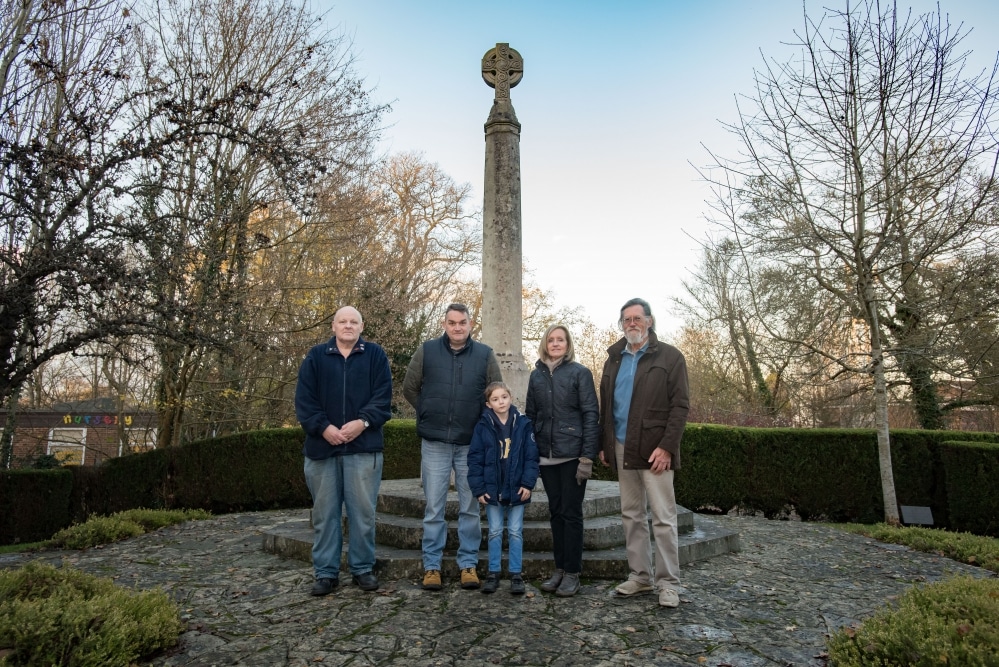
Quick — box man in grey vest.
[403,303,503,591]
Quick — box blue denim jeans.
[420,439,481,570]
[486,503,525,574]
[304,452,383,579]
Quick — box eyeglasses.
[622,316,647,325]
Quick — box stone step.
[374,509,695,551]
[377,478,623,521]
[375,511,634,551]
[261,511,741,580]
[261,477,740,579]
[376,478,694,532]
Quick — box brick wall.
[11,411,157,468]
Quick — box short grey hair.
[333,306,363,323]
[618,298,655,330]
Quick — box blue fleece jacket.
[295,336,392,460]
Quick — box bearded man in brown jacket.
[598,298,689,608]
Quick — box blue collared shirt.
[613,339,648,444]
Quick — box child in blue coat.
[467,381,540,594]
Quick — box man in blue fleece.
[296,306,392,597]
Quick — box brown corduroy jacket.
[598,330,689,471]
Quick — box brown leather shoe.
[422,569,442,591]
[460,567,480,589]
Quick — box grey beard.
[625,331,647,347]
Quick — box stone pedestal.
[261,479,741,579]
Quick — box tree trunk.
[867,304,900,525]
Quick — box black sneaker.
[510,573,525,595]
[481,572,500,594]
[310,578,339,596]
[352,572,379,591]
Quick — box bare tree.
[677,242,796,423]
[0,0,190,465]
[353,152,481,409]
[699,0,999,523]
[132,0,385,446]
[179,151,482,432]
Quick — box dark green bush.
[675,424,753,513]
[5,422,999,545]
[826,576,999,666]
[0,562,182,667]
[0,469,73,545]
[940,441,999,537]
[98,447,171,515]
[383,419,422,479]
[675,427,999,527]
[169,428,308,513]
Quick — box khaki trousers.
[615,441,680,587]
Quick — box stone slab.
[377,478,624,521]
[6,509,988,666]
[375,477,694,532]
[261,512,740,580]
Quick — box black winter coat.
[525,360,599,460]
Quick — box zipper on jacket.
[446,350,459,443]
[341,354,348,430]
[545,368,555,450]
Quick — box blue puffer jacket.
[295,336,393,460]
[467,406,539,506]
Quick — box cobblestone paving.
[2,510,993,666]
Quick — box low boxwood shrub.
[0,562,182,666]
[842,524,999,573]
[49,516,145,550]
[826,576,999,666]
[48,509,211,550]
[112,508,211,532]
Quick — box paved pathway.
[2,510,993,666]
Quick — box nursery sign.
[62,413,133,426]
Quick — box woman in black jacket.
[525,324,599,597]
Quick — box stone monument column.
[480,43,529,404]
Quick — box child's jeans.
[486,503,525,573]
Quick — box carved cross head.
[481,43,523,99]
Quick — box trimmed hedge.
[676,426,999,529]
[940,440,999,537]
[4,421,999,545]
[0,469,73,545]
[169,429,309,513]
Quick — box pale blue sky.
[315,0,999,332]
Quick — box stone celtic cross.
[481,43,523,99]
